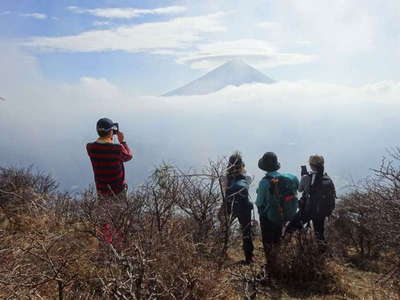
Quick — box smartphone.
[301,165,308,176]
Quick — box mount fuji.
[163,60,275,96]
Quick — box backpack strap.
[265,175,279,198]
[265,174,284,218]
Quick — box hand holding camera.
[117,131,125,144]
[110,122,125,143]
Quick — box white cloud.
[67,6,186,19]
[0,11,11,16]
[295,41,313,46]
[20,13,47,19]
[177,39,316,69]
[92,21,111,26]
[257,21,281,31]
[23,13,226,53]
[79,77,122,99]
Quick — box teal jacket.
[256,171,299,224]
[226,175,253,216]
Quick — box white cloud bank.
[23,13,226,53]
[177,39,316,70]
[22,13,315,70]
[0,46,399,193]
[67,6,186,19]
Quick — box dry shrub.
[0,166,58,196]
[271,230,343,296]
[327,149,400,293]
[226,230,346,300]
[97,224,219,299]
[0,162,228,299]
[2,153,400,299]
[0,204,98,299]
[328,150,400,260]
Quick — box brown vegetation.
[0,153,399,299]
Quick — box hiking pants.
[312,216,326,241]
[259,216,282,244]
[236,208,254,261]
[259,216,282,272]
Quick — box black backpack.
[309,174,336,218]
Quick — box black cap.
[258,152,281,172]
[96,118,114,132]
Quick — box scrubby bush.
[329,150,400,260]
[327,149,400,292]
[1,154,399,299]
[0,161,229,299]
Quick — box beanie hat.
[258,152,280,172]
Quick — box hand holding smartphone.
[301,165,308,176]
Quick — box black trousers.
[312,216,326,241]
[259,216,283,271]
[235,208,254,261]
[286,212,326,241]
[259,216,283,245]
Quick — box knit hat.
[258,152,280,172]
[309,155,324,167]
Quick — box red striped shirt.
[86,141,133,196]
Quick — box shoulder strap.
[308,173,313,193]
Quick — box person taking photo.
[298,155,336,242]
[86,118,133,198]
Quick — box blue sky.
[2,0,399,95]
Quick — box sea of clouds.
[1,45,399,196]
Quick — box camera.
[112,123,119,135]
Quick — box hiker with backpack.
[297,155,336,241]
[221,152,254,264]
[256,152,299,274]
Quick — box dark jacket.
[226,175,253,216]
[299,172,336,218]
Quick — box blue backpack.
[263,173,299,224]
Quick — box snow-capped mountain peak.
[163,60,275,96]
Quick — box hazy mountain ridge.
[163,60,275,96]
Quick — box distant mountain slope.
[163,60,275,96]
